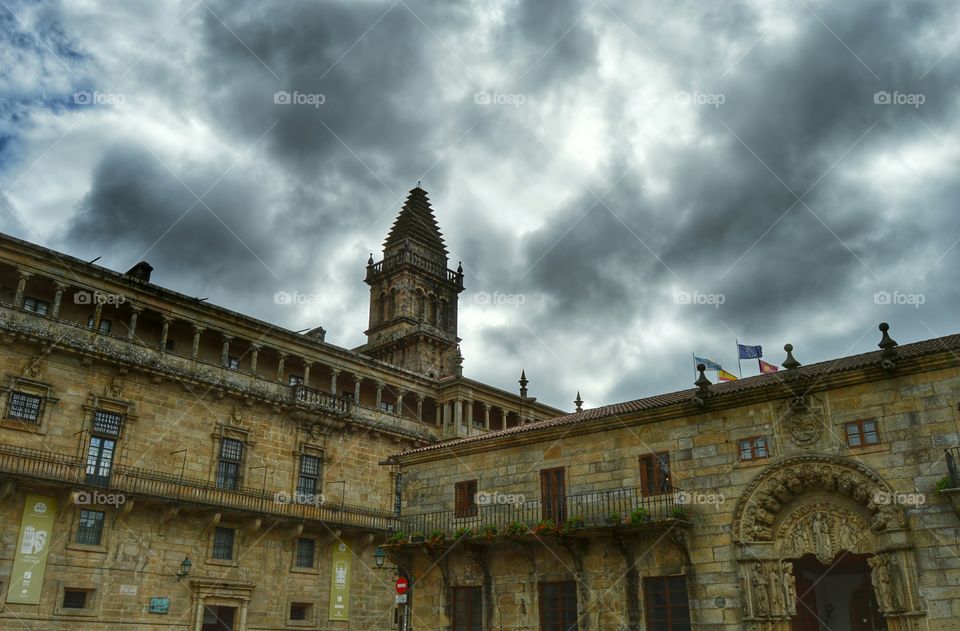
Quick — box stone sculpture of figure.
[869,555,893,611]
[768,564,785,616]
[752,562,770,617]
[783,562,798,616]
[889,557,908,611]
[835,514,857,552]
[812,512,831,561]
[790,524,810,556]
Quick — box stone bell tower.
[358,185,465,378]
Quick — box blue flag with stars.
[738,344,762,360]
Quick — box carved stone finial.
[695,363,712,395]
[367,253,374,266]
[574,391,583,413]
[782,344,801,370]
[878,322,898,360]
[457,261,463,275]
[519,370,528,398]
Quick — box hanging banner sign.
[328,540,352,620]
[7,494,57,605]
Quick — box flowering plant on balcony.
[532,519,557,536]
[630,507,651,525]
[410,531,425,543]
[670,507,689,520]
[560,515,585,534]
[482,524,498,539]
[605,511,623,526]
[454,526,474,540]
[427,529,446,546]
[387,531,407,545]
[506,520,528,536]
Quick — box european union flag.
[738,344,762,360]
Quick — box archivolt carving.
[776,502,870,562]
[733,456,905,543]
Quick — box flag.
[718,369,738,382]
[758,359,779,373]
[694,356,722,371]
[738,343,762,360]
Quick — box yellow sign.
[328,539,352,620]
[7,494,57,605]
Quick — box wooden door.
[791,574,819,631]
[540,467,566,524]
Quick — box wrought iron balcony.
[947,447,960,489]
[394,485,688,542]
[0,444,398,531]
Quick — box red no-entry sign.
[396,577,409,594]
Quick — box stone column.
[302,361,312,385]
[396,390,406,417]
[127,305,142,340]
[159,317,172,352]
[92,302,104,332]
[416,395,424,422]
[276,352,287,381]
[249,344,260,373]
[467,400,475,428]
[375,381,384,410]
[193,599,204,631]
[220,335,232,367]
[435,401,442,426]
[443,401,452,434]
[51,281,68,317]
[330,369,340,394]
[191,326,203,358]
[484,403,491,430]
[13,270,32,308]
[353,376,362,403]
[239,601,249,630]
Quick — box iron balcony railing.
[398,485,685,538]
[0,443,399,531]
[292,384,351,415]
[947,447,960,488]
[367,251,463,288]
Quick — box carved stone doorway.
[790,553,886,631]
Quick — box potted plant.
[936,476,952,493]
[410,531,425,543]
[506,520,528,537]
[532,519,556,536]
[605,511,622,526]
[670,507,689,520]
[630,507,651,525]
[482,524,498,539]
[428,529,446,546]
[454,526,474,539]
[387,531,407,545]
[560,515,584,534]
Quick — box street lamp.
[374,546,386,569]
[176,557,192,581]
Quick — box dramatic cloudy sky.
[2,0,958,411]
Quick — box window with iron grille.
[216,438,244,490]
[8,391,42,422]
[639,452,672,497]
[452,586,482,631]
[844,419,880,447]
[296,454,322,496]
[62,590,89,609]
[23,297,49,314]
[738,436,769,461]
[76,509,105,545]
[644,575,691,631]
[212,527,235,560]
[539,581,578,631]
[295,537,315,568]
[92,410,123,437]
[455,480,478,518]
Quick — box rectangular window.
[539,581,578,631]
[380,401,396,413]
[644,575,691,631]
[62,590,88,609]
[228,356,240,370]
[23,296,49,314]
[540,467,566,523]
[76,509,105,545]
[452,586,483,631]
[85,435,116,487]
[295,537,315,568]
[289,603,312,621]
[288,374,303,386]
[296,454,322,496]
[87,316,111,333]
[738,436,769,461]
[212,527,236,560]
[216,438,244,490]
[844,419,880,448]
[639,453,672,497]
[92,410,123,437]
[455,480,478,518]
[8,391,42,422]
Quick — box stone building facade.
[386,327,960,631]
[0,186,561,630]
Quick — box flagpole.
[736,339,742,378]
[692,353,697,381]
[758,358,762,373]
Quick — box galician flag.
[694,356,722,371]
[758,359,779,373]
[718,369,738,382]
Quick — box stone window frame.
[737,435,770,461]
[843,418,881,449]
[0,376,59,435]
[293,445,325,500]
[290,536,318,574]
[65,505,109,554]
[286,599,317,627]
[208,423,255,491]
[206,524,241,567]
[54,581,101,617]
[641,574,691,630]
[78,395,137,475]
[22,296,49,315]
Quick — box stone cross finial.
[782,344,801,370]
[519,370,528,398]
[878,322,898,358]
[695,364,712,395]
[574,391,583,413]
